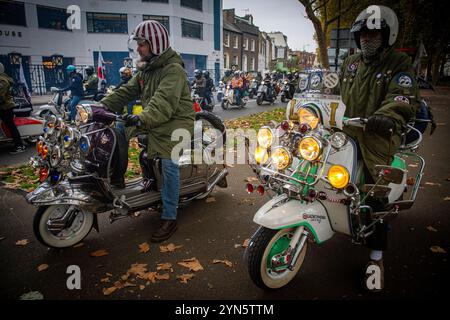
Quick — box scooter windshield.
[297,70,341,97]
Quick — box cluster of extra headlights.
[254,107,351,190]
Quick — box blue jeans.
[161,158,180,220]
[234,88,242,105]
[69,95,82,121]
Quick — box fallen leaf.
[206,197,216,203]
[37,264,49,272]
[212,259,233,267]
[160,243,183,253]
[106,273,113,277]
[408,164,418,168]
[234,244,241,248]
[90,249,108,257]
[141,272,157,283]
[425,182,441,187]
[245,177,259,183]
[139,285,145,290]
[177,273,195,284]
[15,239,29,246]
[155,273,170,280]
[178,257,204,272]
[100,277,110,283]
[426,226,438,232]
[242,239,250,248]
[139,242,150,253]
[123,282,136,288]
[157,263,173,271]
[103,286,118,296]
[127,263,148,278]
[444,197,450,201]
[0,236,5,241]
[225,163,235,168]
[121,274,129,281]
[73,243,84,248]
[430,246,447,254]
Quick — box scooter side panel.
[316,139,358,236]
[253,195,334,244]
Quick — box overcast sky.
[223,0,317,52]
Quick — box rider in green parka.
[339,5,420,292]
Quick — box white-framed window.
[244,38,248,50]
[250,57,255,71]
[251,39,255,52]
[224,53,229,69]
[242,54,247,72]
[233,35,238,49]
[224,33,229,47]
[233,55,238,66]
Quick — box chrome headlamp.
[330,132,348,149]
[62,126,80,149]
[271,146,292,171]
[75,105,92,126]
[78,135,91,155]
[298,136,323,161]
[49,145,62,167]
[257,126,274,149]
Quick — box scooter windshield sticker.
[324,72,339,89]
[298,75,309,91]
[310,74,322,88]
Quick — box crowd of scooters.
[190,69,301,111]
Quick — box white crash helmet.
[351,5,399,49]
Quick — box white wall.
[1,0,221,70]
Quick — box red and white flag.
[97,49,105,90]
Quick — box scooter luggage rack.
[260,146,331,188]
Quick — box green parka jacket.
[101,48,195,159]
[339,47,420,180]
[0,73,15,111]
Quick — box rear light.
[307,189,317,199]
[299,124,309,133]
[281,120,291,131]
[256,185,265,195]
[41,145,49,159]
[193,101,201,112]
[246,183,254,194]
[39,167,49,182]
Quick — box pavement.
[0,88,448,301]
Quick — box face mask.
[360,33,383,59]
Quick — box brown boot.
[150,219,178,243]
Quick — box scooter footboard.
[253,194,334,244]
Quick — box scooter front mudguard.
[253,194,334,244]
[25,179,107,211]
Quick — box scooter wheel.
[256,97,263,106]
[33,205,94,249]
[246,226,308,290]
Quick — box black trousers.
[0,108,23,148]
[363,165,389,251]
